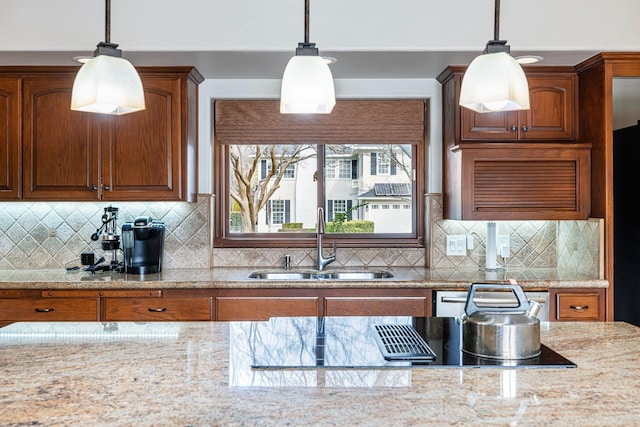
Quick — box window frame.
[213,100,427,249]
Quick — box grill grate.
[373,324,436,361]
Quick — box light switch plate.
[446,235,467,256]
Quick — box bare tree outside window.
[229,144,315,232]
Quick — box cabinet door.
[324,297,428,316]
[103,297,212,321]
[0,78,21,199]
[215,297,318,321]
[518,75,576,140]
[456,144,591,220]
[0,298,99,321]
[102,76,183,200]
[23,75,100,200]
[461,109,518,141]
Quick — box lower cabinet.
[324,297,429,317]
[549,288,605,321]
[0,297,99,322]
[0,287,607,323]
[103,297,212,321]
[215,297,318,321]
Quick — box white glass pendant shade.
[71,55,145,115]
[280,55,336,114]
[459,52,530,113]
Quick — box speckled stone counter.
[0,320,637,426]
[0,267,607,290]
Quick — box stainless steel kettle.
[461,283,542,360]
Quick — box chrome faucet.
[316,207,336,271]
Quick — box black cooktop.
[249,316,576,369]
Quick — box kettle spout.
[526,299,542,318]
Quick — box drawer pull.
[569,305,589,310]
[148,307,167,313]
[35,308,54,313]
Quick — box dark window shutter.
[347,200,353,220]
[351,159,358,179]
[327,200,334,222]
[370,153,377,176]
[391,160,397,175]
[261,160,267,179]
[265,200,270,225]
[285,200,290,223]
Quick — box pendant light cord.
[493,0,500,41]
[304,0,310,44]
[105,0,111,44]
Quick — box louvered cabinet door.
[455,144,591,220]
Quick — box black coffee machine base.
[125,265,161,275]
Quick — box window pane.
[228,144,316,233]
[325,144,413,234]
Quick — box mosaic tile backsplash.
[0,193,600,275]
[0,199,209,270]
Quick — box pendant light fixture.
[280,0,336,114]
[71,0,145,115]
[459,0,529,113]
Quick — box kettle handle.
[464,283,531,316]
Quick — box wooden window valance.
[214,100,425,145]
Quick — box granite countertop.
[0,319,638,425]
[0,267,607,289]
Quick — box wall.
[2,0,639,51]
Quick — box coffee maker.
[122,217,165,274]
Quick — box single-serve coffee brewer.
[122,216,165,274]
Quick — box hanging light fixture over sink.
[459,0,530,113]
[280,0,336,114]
[71,0,145,115]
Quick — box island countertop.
[0,320,638,426]
[0,267,607,290]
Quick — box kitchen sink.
[248,270,393,280]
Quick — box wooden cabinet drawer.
[103,298,212,321]
[553,290,605,321]
[0,298,99,321]
[324,297,428,317]
[215,297,318,321]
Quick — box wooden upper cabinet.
[440,67,578,143]
[102,76,183,200]
[438,66,590,221]
[23,74,100,200]
[15,66,202,201]
[0,78,21,200]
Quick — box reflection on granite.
[229,317,413,388]
[0,321,639,425]
[0,267,608,289]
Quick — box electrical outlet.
[446,235,467,256]
[497,235,510,257]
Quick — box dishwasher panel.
[435,290,550,321]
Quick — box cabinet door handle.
[91,185,98,191]
[35,307,54,313]
[148,307,167,312]
[521,124,529,132]
[510,125,517,132]
[569,305,589,310]
[103,185,111,191]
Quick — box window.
[213,100,426,248]
[266,200,289,225]
[264,160,295,179]
[325,159,353,180]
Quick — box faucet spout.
[317,207,336,271]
